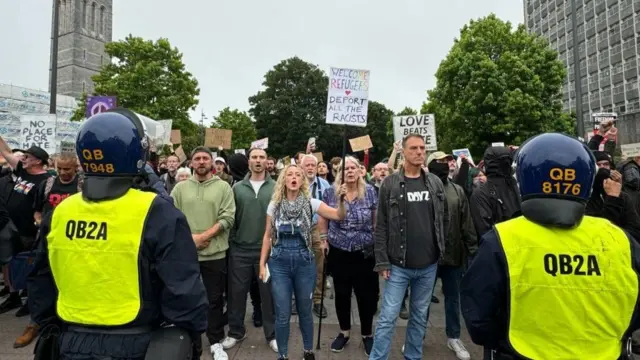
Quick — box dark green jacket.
[229,173,275,250]
[441,181,477,267]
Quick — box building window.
[602,86,612,98]
[99,6,105,35]
[90,2,96,31]
[82,0,87,28]
[614,83,624,95]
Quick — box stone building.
[49,0,113,100]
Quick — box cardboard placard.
[170,130,182,144]
[621,143,640,158]
[349,135,373,152]
[204,128,232,149]
[313,152,324,163]
[174,145,187,163]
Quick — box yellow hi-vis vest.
[495,215,638,360]
[48,188,156,326]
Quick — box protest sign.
[313,152,324,163]
[20,115,56,155]
[326,68,370,127]
[235,149,246,155]
[392,115,437,151]
[349,135,373,152]
[205,128,232,149]
[491,142,505,147]
[60,141,76,154]
[621,143,640,158]
[170,130,182,144]
[453,148,474,164]
[174,145,187,163]
[251,138,269,149]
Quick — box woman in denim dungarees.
[259,164,346,360]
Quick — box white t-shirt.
[250,180,265,195]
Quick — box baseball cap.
[426,151,452,165]
[214,157,226,165]
[23,146,49,164]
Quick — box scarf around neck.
[272,193,313,247]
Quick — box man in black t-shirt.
[0,140,51,316]
[33,153,80,223]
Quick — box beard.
[195,166,211,175]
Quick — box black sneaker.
[0,293,21,314]
[302,351,315,360]
[0,286,9,297]
[252,308,263,328]
[431,295,440,303]
[330,333,350,352]
[399,303,409,320]
[312,304,327,318]
[15,303,29,317]
[363,336,374,356]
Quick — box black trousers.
[328,245,379,335]
[200,258,227,344]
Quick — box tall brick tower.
[49,0,113,100]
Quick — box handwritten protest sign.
[349,135,373,152]
[313,152,324,163]
[60,141,76,154]
[174,145,187,163]
[622,143,640,158]
[251,138,269,149]
[392,115,437,151]
[326,68,370,127]
[170,130,182,144]
[20,115,56,155]
[204,128,232,149]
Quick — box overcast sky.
[1,0,523,124]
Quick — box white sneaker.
[447,338,471,360]
[401,345,404,353]
[210,343,228,360]
[221,334,246,350]
[269,339,278,353]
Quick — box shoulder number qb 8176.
[542,168,581,196]
[81,149,115,174]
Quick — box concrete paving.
[0,278,483,359]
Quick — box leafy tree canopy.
[71,35,202,153]
[249,56,394,165]
[211,107,257,150]
[425,14,574,156]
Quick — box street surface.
[1,279,483,359]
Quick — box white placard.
[491,142,505,147]
[326,67,369,127]
[20,114,57,155]
[235,149,246,155]
[392,114,437,151]
[621,143,640,158]
[251,137,269,149]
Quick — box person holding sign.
[461,133,640,360]
[27,109,208,360]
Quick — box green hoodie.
[230,173,275,250]
[171,175,236,261]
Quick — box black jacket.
[470,147,521,239]
[28,191,208,358]
[373,167,449,272]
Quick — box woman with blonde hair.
[318,156,379,355]
[259,164,346,360]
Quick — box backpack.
[44,175,83,199]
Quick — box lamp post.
[571,0,585,137]
[49,0,60,115]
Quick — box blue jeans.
[268,236,316,358]
[369,263,438,360]
[426,265,462,338]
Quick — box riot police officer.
[28,109,208,360]
[460,132,640,360]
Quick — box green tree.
[249,57,333,158]
[363,101,395,165]
[71,35,202,153]
[425,14,574,156]
[211,107,257,149]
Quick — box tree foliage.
[70,35,202,153]
[249,57,394,164]
[211,107,257,150]
[425,14,574,156]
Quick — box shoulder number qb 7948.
[542,168,580,196]
[81,149,115,174]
